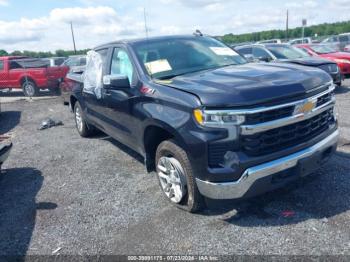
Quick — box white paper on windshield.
[145,59,172,74]
[210,47,238,56]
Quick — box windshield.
[309,45,337,54]
[267,45,310,59]
[132,37,246,79]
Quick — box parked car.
[0,56,66,96]
[60,72,84,105]
[61,55,86,74]
[43,57,67,67]
[67,35,338,212]
[230,42,255,49]
[296,44,350,78]
[322,34,350,51]
[289,37,312,45]
[235,44,342,86]
[257,39,282,44]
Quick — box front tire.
[74,102,97,137]
[156,140,206,213]
[22,80,39,97]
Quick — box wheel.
[74,102,97,137]
[155,140,206,213]
[22,80,39,97]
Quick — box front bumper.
[196,130,338,199]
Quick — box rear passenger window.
[96,49,109,74]
[0,60,3,70]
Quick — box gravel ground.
[0,81,350,256]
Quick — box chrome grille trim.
[203,81,334,116]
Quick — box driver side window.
[111,48,134,84]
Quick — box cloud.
[50,6,119,25]
[329,0,350,10]
[0,6,143,51]
[286,0,318,9]
[0,0,8,6]
[1,1,350,52]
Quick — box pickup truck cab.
[69,35,338,212]
[0,56,65,96]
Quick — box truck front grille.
[242,108,335,156]
[245,106,294,125]
[245,90,334,125]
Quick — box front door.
[100,47,139,149]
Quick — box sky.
[0,0,350,52]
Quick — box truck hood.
[157,63,331,107]
[278,57,335,66]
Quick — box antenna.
[143,8,149,39]
[70,21,77,54]
[143,7,153,79]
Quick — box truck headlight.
[193,109,245,127]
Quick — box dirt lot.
[0,82,350,256]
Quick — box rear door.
[82,48,110,130]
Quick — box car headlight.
[193,109,245,127]
[334,59,350,64]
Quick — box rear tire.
[74,102,98,137]
[155,140,206,213]
[22,80,39,97]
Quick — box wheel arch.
[143,121,187,172]
[20,76,36,87]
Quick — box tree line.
[222,20,350,44]
[0,49,90,58]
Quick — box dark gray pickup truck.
[67,35,338,212]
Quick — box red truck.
[0,56,67,97]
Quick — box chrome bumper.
[0,143,12,166]
[196,130,339,200]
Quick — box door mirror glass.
[103,75,130,89]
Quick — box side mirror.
[258,56,272,62]
[103,75,130,89]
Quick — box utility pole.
[302,19,307,43]
[286,10,289,41]
[70,21,77,54]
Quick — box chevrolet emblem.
[294,100,316,115]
